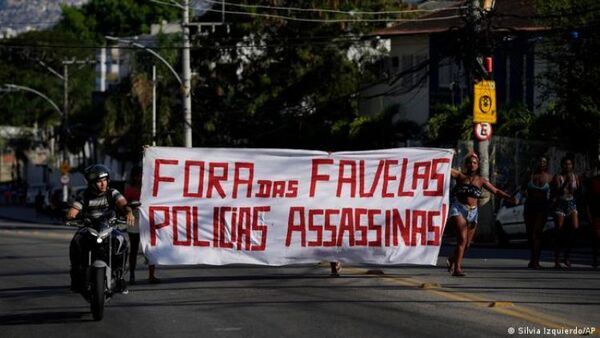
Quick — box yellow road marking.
[342,267,598,335]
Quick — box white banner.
[139,147,454,266]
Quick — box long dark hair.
[462,152,480,175]
[560,155,575,173]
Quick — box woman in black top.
[523,156,553,269]
[447,153,515,276]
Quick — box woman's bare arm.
[482,179,516,203]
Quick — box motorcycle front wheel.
[90,266,106,321]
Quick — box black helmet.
[84,164,111,185]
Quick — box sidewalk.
[0,205,63,225]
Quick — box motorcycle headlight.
[88,227,111,243]
[98,228,112,241]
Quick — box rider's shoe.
[129,271,136,285]
[115,278,129,294]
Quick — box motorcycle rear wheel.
[90,267,106,321]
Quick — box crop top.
[454,184,482,199]
[527,180,550,192]
[557,174,578,198]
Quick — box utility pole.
[59,59,95,201]
[63,63,69,162]
[61,62,70,202]
[152,65,157,146]
[467,0,495,241]
[182,0,193,148]
[150,0,226,148]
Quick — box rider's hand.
[126,212,135,226]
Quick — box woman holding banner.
[124,166,160,284]
[447,152,516,277]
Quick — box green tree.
[98,35,182,160]
[425,101,473,146]
[536,0,600,156]
[188,0,413,150]
[2,0,420,160]
[494,103,536,139]
[56,0,179,40]
[0,29,95,166]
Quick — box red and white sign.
[474,123,493,141]
[60,174,70,185]
[139,147,454,266]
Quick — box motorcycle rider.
[66,164,135,293]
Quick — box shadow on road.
[0,311,90,325]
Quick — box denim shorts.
[555,198,577,216]
[449,201,478,227]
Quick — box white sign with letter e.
[474,123,492,141]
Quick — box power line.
[492,4,600,20]
[0,35,377,51]
[200,0,467,16]
[202,7,464,23]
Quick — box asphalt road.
[0,219,598,338]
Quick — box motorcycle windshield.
[84,209,116,231]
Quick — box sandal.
[452,270,466,277]
[330,262,342,277]
[446,257,455,274]
[149,276,161,284]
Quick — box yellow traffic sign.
[473,80,497,124]
[60,161,70,175]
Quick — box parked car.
[494,191,554,247]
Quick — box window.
[438,58,464,89]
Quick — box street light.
[147,0,194,148]
[2,83,65,149]
[105,35,191,147]
[2,83,69,202]
[105,36,183,85]
[36,58,96,160]
[35,60,69,165]
[1,83,64,159]
[2,83,64,117]
[105,36,178,146]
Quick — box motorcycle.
[67,209,131,321]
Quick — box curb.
[0,213,63,226]
[0,228,72,240]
